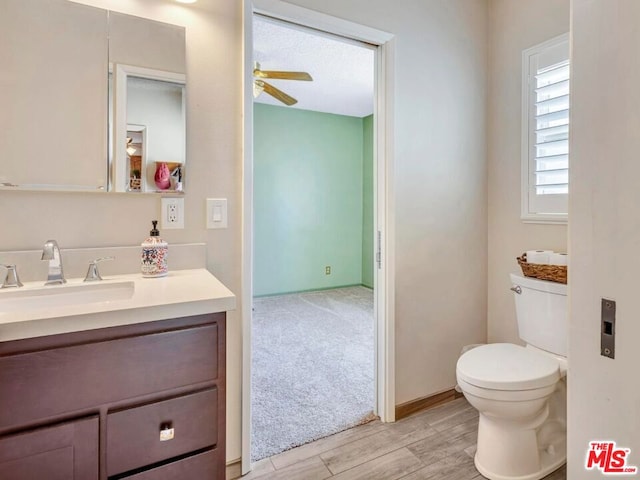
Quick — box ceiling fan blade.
[254,69,313,81]
[258,80,298,106]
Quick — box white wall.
[282,0,489,405]
[487,0,569,345]
[569,0,640,476]
[0,0,244,462]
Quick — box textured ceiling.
[253,15,375,118]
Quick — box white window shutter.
[521,34,570,222]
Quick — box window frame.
[521,33,570,224]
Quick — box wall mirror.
[108,11,186,193]
[0,0,186,194]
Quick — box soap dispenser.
[141,220,168,277]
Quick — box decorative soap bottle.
[141,220,168,277]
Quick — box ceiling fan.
[253,62,313,106]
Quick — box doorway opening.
[251,15,376,461]
[242,1,395,473]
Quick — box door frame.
[241,1,396,473]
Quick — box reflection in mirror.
[126,126,146,192]
[113,66,186,193]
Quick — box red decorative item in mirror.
[154,162,171,190]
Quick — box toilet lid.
[457,343,560,391]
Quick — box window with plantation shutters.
[521,34,569,223]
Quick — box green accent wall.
[254,103,373,297]
[362,114,374,288]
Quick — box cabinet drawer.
[120,449,220,480]
[107,389,218,476]
[0,321,219,430]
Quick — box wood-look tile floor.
[228,397,567,480]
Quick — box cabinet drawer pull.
[160,423,175,442]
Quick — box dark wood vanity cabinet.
[0,313,226,480]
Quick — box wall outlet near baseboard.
[161,197,184,229]
[325,266,331,275]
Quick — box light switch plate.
[206,198,227,229]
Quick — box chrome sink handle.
[1,264,23,288]
[84,256,115,282]
[510,285,522,295]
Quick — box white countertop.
[0,269,236,342]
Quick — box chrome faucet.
[41,240,66,285]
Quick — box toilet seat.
[457,376,557,403]
[457,343,560,391]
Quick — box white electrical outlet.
[161,197,184,229]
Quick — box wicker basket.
[517,253,567,284]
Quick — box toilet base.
[474,449,565,480]
[473,409,566,480]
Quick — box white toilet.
[456,274,567,480]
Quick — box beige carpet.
[251,286,375,461]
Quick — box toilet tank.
[510,273,568,357]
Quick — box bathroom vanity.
[0,269,235,480]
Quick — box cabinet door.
[0,0,108,191]
[0,417,98,480]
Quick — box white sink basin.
[0,281,135,314]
